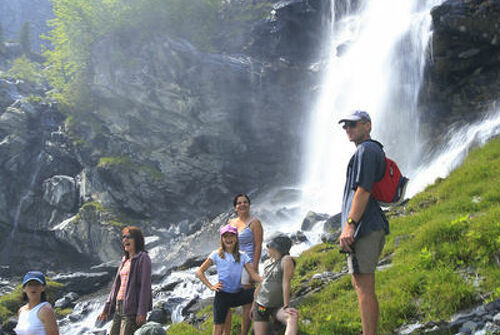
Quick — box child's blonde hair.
[218,235,241,263]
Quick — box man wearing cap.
[338,110,388,335]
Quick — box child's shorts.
[213,288,255,324]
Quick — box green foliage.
[167,322,205,334]
[98,156,133,168]
[3,56,43,84]
[18,22,32,54]
[98,156,164,181]
[54,307,73,318]
[81,200,105,212]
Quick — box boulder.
[52,271,111,295]
[147,309,170,324]
[134,322,165,335]
[42,175,77,211]
[301,211,330,231]
[51,204,122,263]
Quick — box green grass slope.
[168,136,500,334]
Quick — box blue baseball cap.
[22,271,46,287]
[338,110,371,124]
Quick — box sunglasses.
[342,120,359,129]
[122,234,132,239]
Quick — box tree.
[19,22,32,54]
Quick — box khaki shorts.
[348,229,385,274]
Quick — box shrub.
[3,56,43,84]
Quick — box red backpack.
[372,157,409,206]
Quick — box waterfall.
[301,0,445,214]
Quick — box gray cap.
[338,110,371,124]
[266,233,292,255]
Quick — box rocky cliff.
[419,0,500,138]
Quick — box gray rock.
[324,213,342,232]
[42,175,77,211]
[52,208,122,263]
[461,320,477,333]
[147,309,170,324]
[320,231,339,244]
[52,271,111,295]
[65,292,79,302]
[54,297,72,309]
[493,312,500,325]
[301,211,329,231]
[291,230,308,243]
[420,0,500,139]
[3,316,17,332]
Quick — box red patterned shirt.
[116,258,131,301]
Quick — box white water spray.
[302,0,444,214]
[408,108,500,196]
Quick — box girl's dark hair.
[23,291,47,302]
[218,235,241,263]
[233,193,251,207]
[122,226,146,259]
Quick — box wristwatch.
[347,217,357,226]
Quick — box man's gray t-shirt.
[341,140,389,238]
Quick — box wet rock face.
[78,31,319,225]
[419,0,500,136]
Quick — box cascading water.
[302,0,445,214]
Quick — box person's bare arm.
[38,305,59,335]
[197,258,222,291]
[244,262,262,283]
[252,219,263,273]
[339,186,371,252]
[281,256,295,308]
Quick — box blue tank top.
[238,218,255,264]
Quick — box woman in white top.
[14,271,59,335]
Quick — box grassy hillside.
[168,136,500,334]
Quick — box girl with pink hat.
[197,224,262,335]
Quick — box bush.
[3,56,43,84]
